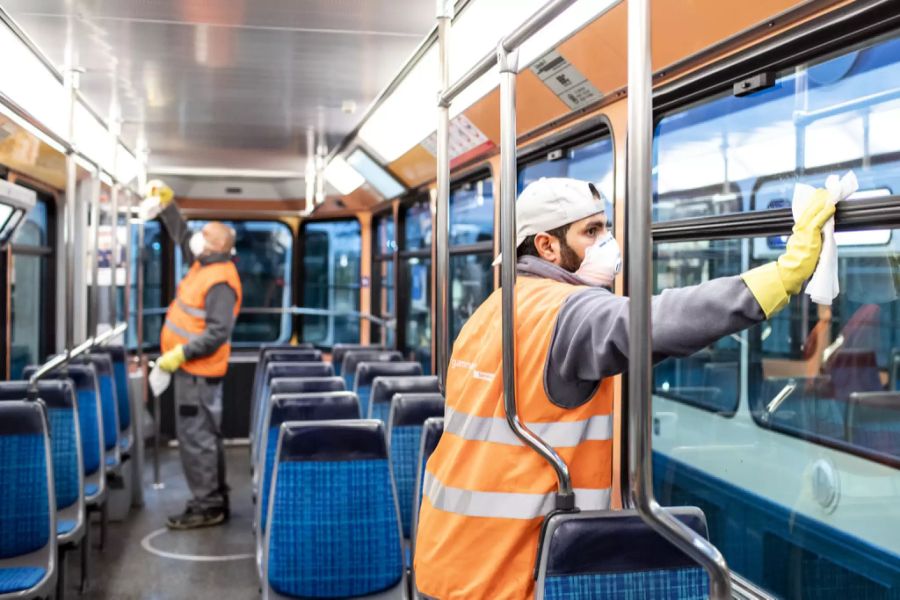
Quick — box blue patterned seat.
[534,508,711,600]
[386,393,444,539]
[341,350,403,391]
[94,345,133,454]
[23,365,105,504]
[370,376,440,424]
[410,417,443,546]
[0,381,85,548]
[331,344,386,376]
[0,401,56,599]
[250,347,323,446]
[254,392,361,579]
[264,421,405,599]
[77,355,120,472]
[354,362,422,421]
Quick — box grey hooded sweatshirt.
[515,255,767,407]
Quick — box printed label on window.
[530,50,602,110]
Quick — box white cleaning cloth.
[148,363,172,397]
[791,170,858,305]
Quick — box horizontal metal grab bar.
[27,322,129,389]
[140,306,395,329]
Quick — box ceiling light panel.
[324,156,365,195]
[347,148,405,199]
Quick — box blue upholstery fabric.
[371,400,391,423]
[0,434,50,558]
[343,374,353,391]
[268,459,403,598]
[390,425,422,538]
[48,408,79,509]
[357,386,371,418]
[76,390,101,475]
[543,568,709,600]
[97,374,118,451]
[112,360,131,430]
[259,426,279,532]
[84,483,99,498]
[57,519,76,535]
[0,567,46,593]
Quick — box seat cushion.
[57,519,76,535]
[0,566,46,593]
[544,568,708,600]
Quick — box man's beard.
[558,240,582,272]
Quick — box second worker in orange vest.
[414,177,835,599]
[150,180,244,531]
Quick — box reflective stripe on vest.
[443,405,612,448]
[163,319,199,342]
[414,276,616,600]
[175,298,207,319]
[423,471,610,520]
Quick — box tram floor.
[65,446,259,600]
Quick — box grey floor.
[64,446,259,600]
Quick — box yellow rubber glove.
[741,188,836,318]
[158,345,186,373]
[147,179,174,207]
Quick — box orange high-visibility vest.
[414,276,614,599]
[160,260,243,377]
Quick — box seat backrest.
[411,417,444,544]
[79,354,119,451]
[370,375,440,422]
[269,377,346,396]
[332,344,386,375]
[0,401,53,559]
[250,347,324,443]
[0,381,81,511]
[354,361,423,419]
[535,508,710,600]
[265,361,334,381]
[387,393,444,538]
[341,350,403,389]
[94,345,131,431]
[24,365,103,477]
[257,393,361,534]
[265,420,403,598]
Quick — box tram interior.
[0,0,897,599]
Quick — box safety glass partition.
[9,198,52,378]
[653,33,900,222]
[449,176,494,341]
[518,136,615,222]
[300,219,361,348]
[372,214,396,347]
[128,220,162,350]
[176,220,294,345]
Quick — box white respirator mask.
[575,233,621,288]
[189,231,207,258]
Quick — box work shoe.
[166,505,227,530]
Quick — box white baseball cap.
[492,177,604,266]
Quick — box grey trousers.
[174,371,227,510]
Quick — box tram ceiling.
[2,0,434,174]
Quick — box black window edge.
[517,114,614,171]
[654,389,739,418]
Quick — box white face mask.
[575,233,621,288]
[189,231,207,259]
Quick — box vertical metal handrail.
[625,0,731,597]
[497,44,574,508]
[89,172,101,336]
[434,0,453,390]
[109,183,119,329]
[62,34,78,350]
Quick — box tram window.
[9,197,51,378]
[404,201,432,251]
[449,177,494,341]
[177,220,294,345]
[401,257,431,374]
[450,178,493,245]
[301,219,361,348]
[654,33,900,221]
[653,230,900,598]
[128,221,163,350]
[371,214,395,347]
[518,136,615,221]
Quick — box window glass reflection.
[10,198,50,378]
[654,34,900,221]
[404,202,432,251]
[653,230,900,598]
[450,179,493,245]
[450,253,493,341]
[402,257,431,374]
[128,221,163,350]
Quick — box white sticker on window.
[530,50,603,110]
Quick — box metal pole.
[109,181,119,328]
[63,58,79,349]
[625,1,731,597]
[497,44,573,507]
[434,0,453,389]
[89,177,101,336]
[123,189,133,339]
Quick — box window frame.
[396,192,433,365]
[371,204,398,348]
[298,216,363,349]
